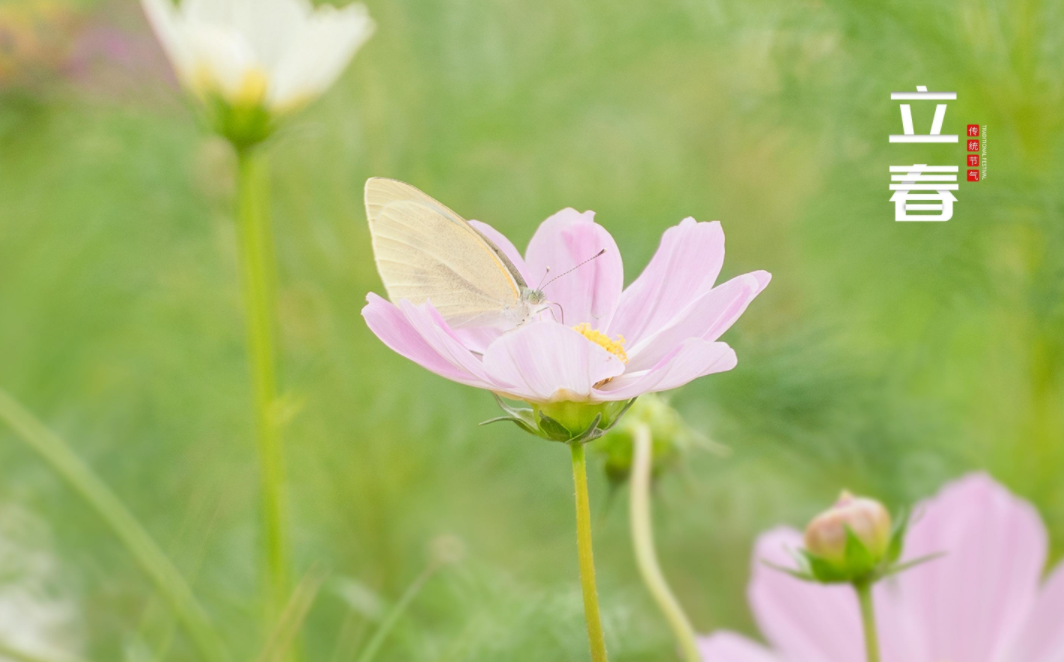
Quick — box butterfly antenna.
[536,266,552,291]
[540,249,607,291]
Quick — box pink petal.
[593,338,736,400]
[624,271,770,372]
[448,326,503,356]
[1011,561,1064,662]
[610,218,726,346]
[523,209,623,330]
[397,299,506,387]
[468,219,532,285]
[481,321,625,402]
[895,473,1048,662]
[698,632,781,662]
[746,528,866,662]
[362,293,495,389]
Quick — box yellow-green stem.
[630,424,700,662]
[855,580,881,662]
[0,389,229,662]
[570,443,609,662]
[235,146,291,632]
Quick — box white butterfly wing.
[365,178,526,328]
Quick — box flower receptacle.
[482,394,635,444]
[205,92,275,151]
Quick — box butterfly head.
[520,248,608,326]
[521,287,547,306]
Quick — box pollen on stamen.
[572,323,628,364]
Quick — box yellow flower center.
[189,62,269,109]
[233,67,269,108]
[572,323,628,364]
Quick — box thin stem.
[629,424,700,662]
[570,443,609,662]
[854,580,881,662]
[355,563,439,662]
[235,145,291,628]
[256,567,327,662]
[0,389,229,662]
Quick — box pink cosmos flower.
[362,208,770,404]
[699,473,1064,662]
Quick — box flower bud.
[592,395,693,484]
[804,491,891,569]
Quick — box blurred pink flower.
[700,473,1064,662]
[363,209,770,404]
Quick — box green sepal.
[886,506,910,565]
[481,394,540,436]
[843,526,876,576]
[879,552,946,579]
[567,413,604,445]
[536,411,574,442]
[484,394,636,444]
[479,415,538,436]
[801,549,852,584]
[204,93,275,150]
[605,398,638,431]
[763,504,944,589]
[760,559,817,583]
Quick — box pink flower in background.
[363,209,770,404]
[699,473,1064,662]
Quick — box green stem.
[0,389,229,662]
[570,443,609,662]
[629,424,700,662]
[855,580,881,662]
[235,145,291,628]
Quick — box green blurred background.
[1,0,1062,659]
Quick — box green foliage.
[0,0,1062,659]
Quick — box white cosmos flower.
[141,0,374,116]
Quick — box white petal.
[184,25,261,99]
[267,3,375,110]
[140,0,194,80]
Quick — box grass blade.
[0,388,230,662]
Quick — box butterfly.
[364,177,549,329]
